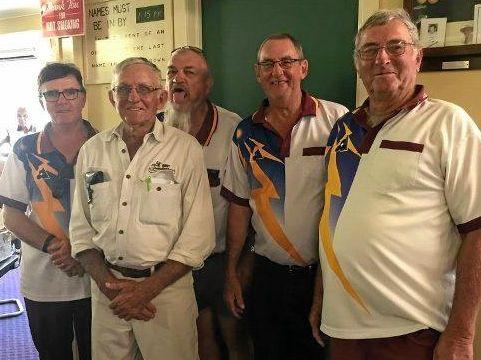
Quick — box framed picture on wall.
[420,17,447,47]
[404,0,481,71]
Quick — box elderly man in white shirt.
[70,57,215,360]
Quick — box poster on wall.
[84,0,173,84]
[41,0,85,37]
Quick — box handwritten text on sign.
[84,0,172,84]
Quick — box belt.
[255,254,317,274]
[105,260,164,278]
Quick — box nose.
[56,92,69,103]
[127,87,141,102]
[171,71,186,84]
[375,46,390,64]
[271,61,284,75]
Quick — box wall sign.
[84,0,173,84]
[41,0,85,37]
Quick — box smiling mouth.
[271,79,288,86]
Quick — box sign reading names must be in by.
[84,0,173,84]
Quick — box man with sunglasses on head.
[69,57,215,359]
[311,9,481,359]
[164,45,252,360]
[0,62,95,360]
[221,33,348,359]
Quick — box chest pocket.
[139,181,182,226]
[366,140,423,192]
[89,182,113,229]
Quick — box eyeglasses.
[171,45,204,54]
[112,84,161,99]
[256,58,303,71]
[356,40,416,61]
[40,88,84,102]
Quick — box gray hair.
[355,9,420,51]
[170,47,212,80]
[111,57,162,88]
[256,33,304,62]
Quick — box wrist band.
[42,234,55,253]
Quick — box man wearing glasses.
[0,62,95,360]
[221,33,348,359]
[164,46,252,359]
[313,9,481,359]
[69,57,215,359]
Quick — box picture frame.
[420,17,447,48]
[404,0,481,71]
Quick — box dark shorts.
[330,328,440,360]
[193,252,230,317]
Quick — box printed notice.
[41,0,85,37]
[84,0,173,84]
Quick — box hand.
[58,257,85,277]
[47,237,71,261]
[309,299,325,347]
[48,237,84,276]
[105,280,157,321]
[433,331,473,360]
[224,272,245,318]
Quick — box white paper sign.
[474,4,481,44]
[84,0,173,84]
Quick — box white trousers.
[91,272,199,360]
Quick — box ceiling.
[0,0,40,19]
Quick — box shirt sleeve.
[167,141,215,269]
[443,107,481,233]
[0,148,29,212]
[220,130,251,207]
[69,145,98,257]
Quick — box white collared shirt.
[70,120,215,269]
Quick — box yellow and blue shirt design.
[320,110,369,312]
[0,120,96,240]
[222,92,349,265]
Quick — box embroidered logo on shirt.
[148,161,173,174]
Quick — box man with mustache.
[311,9,481,360]
[164,46,252,360]
[221,33,348,359]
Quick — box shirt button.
[156,186,161,191]
[118,230,124,234]
[118,256,123,260]
[126,174,131,179]
[121,149,126,153]
[122,201,127,206]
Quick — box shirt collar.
[39,119,97,153]
[251,90,317,124]
[107,118,164,143]
[195,101,218,146]
[353,84,427,128]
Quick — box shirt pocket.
[139,181,182,226]
[89,182,113,229]
[366,140,423,192]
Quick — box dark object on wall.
[202,0,358,117]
